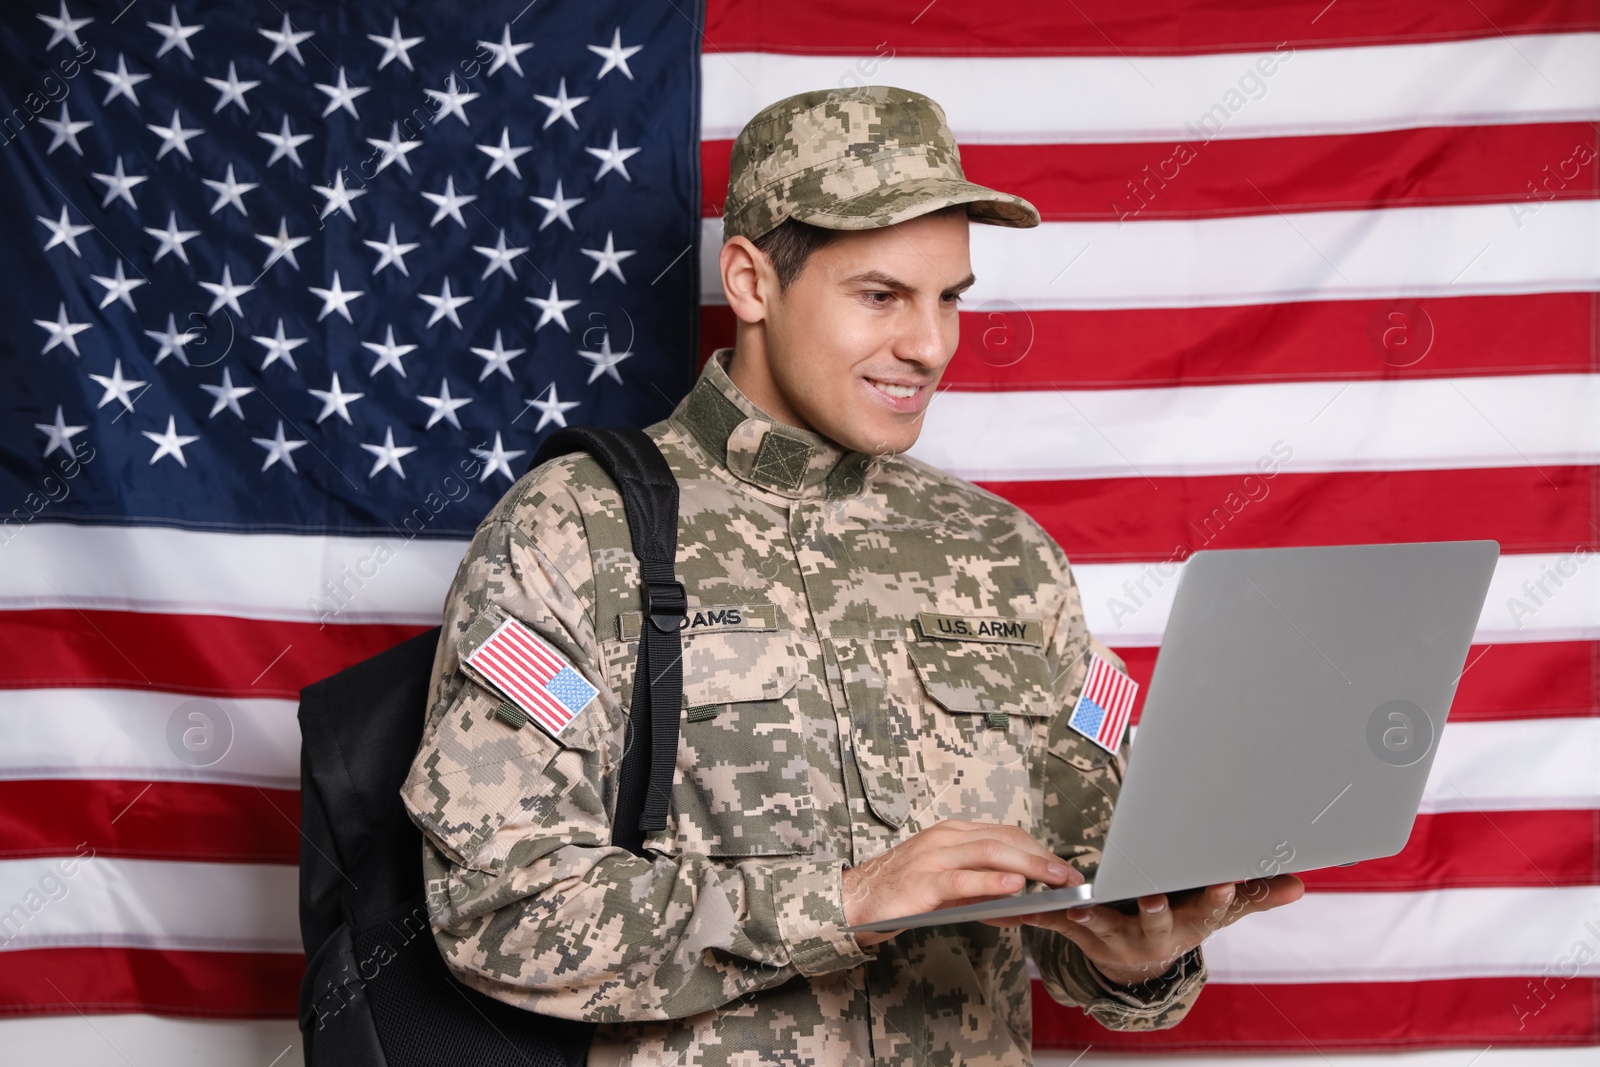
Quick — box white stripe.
[0,689,300,790]
[701,199,1600,307]
[1075,552,1600,646]
[0,522,466,624]
[702,34,1600,143]
[1420,717,1600,814]
[1203,885,1600,982]
[0,857,299,954]
[0,1015,302,1067]
[911,374,1600,481]
[1042,1049,1600,1067]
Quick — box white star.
[579,231,636,284]
[361,324,417,377]
[37,204,92,257]
[147,5,203,60]
[425,74,479,126]
[253,318,307,371]
[525,381,580,432]
[368,17,423,71]
[525,279,579,333]
[308,270,364,323]
[90,259,147,311]
[365,122,422,176]
[588,27,642,81]
[253,420,308,473]
[144,210,200,264]
[144,311,201,365]
[472,432,526,483]
[256,217,310,272]
[418,378,474,430]
[200,264,254,316]
[92,156,149,210]
[205,60,260,114]
[419,277,473,330]
[199,367,255,419]
[421,175,477,228]
[361,427,417,480]
[470,329,526,382]
[40,102,92,155]
[95,54,149,107]
[309,372,364,425]
[586,129,640,182]
[88,359,147,411]
[147,109,203,161]
[529,179,585,232]
[202,162,258,216]
[142,415,200,467]
[478,24,533,77]
[33,302,91,356]
[533,78,588,131]
[38,1,91,50]
[476,126,531,180]
[314,68,370,120]
[313,170,367,222]
[577,332,633,385]
[258,13,313,66]
[363,222,419,277]
[259,115,312,169]
[473,229,527,280]
[35,405,87,459]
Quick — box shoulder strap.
[531,427,686,854]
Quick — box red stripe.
[988,466,1600,564]
[500,623,567,679]
[0,780,299,864]
[0,610,431,699]
[703,123,1600,222]
[700,293,1598,387]
[1116,641,1598,725]
[1032,975,1600,1050]
[472,645,568,733]
[0,947,300,1018]
[705,0,1600,55]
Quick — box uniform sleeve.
[1022,536,1207,1030]
[400,470,867,1024]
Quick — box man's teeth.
[870,380,918,399]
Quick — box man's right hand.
[841,820,1083,947]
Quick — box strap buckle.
[644,579,688,633]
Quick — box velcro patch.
[916,612,1043,647]
[465,618,597,739]
[617,604,778,641]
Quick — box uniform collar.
[673,349,874,500]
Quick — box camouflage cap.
[722,85,1041,243]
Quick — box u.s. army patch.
[464,618,597,739]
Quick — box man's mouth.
[866,378,921,400]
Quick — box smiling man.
[403,85,1300,1065]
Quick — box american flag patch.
[1066,653,1138,754]
[465,619,598,739]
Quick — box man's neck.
[725,329,809,432]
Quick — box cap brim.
[788,175,1041,232]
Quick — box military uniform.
[401,350,1206,1065]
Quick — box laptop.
[848,540,1500,933]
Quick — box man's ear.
[720,236,776,325]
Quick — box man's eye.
[863,291,893,305]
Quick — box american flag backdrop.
[1,0,1598,1064]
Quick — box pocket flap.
[906,639,1053,716]
[681,628,799,708]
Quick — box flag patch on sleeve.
[465,619,597,739]
[1066,652,1138,754]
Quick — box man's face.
[758,210,973,456]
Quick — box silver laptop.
[849,540,1499,933]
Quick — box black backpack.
[297,427,689,1066]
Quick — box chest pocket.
[603,624,813,858]
[834,621,1053,834]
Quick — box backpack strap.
[531,427,686,854]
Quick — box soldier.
[401,85,1303,1064]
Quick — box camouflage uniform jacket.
[401,350,1206,1065]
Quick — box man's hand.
[985,875,1306,987]
[841,820,1083,948]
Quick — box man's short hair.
[752,204,967,291]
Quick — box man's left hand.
[984,874,1305,988]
